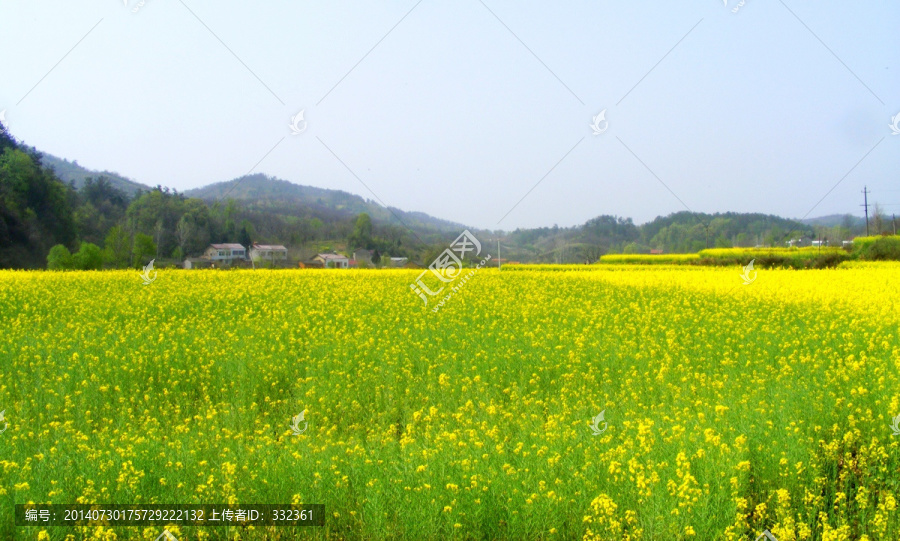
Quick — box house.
[183,258,214,270]
[353,249,374,265]
[650,249,663,254]
[203,243,246,263]
[389,257,409,268]
[313,253,349,269]
[811,240,828,247]
[250,243,288,263]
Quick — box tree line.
[2,122,886,270]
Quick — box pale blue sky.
[1,1,898,230]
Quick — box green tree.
[73,242,104,270]
[104,226,131,268]
[349,213,374,249]
[46,244,74,270]
[238,220,254,248]
[132,233,156,267]
[0,147,77,268]
[714,235,732,248]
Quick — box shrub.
[858,236,900,261]
[73,242,104,270]
[46,244,74,270]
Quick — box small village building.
[313,253,349,269]
[250,243,288,262]
[203,243,246,263]
[352,249,374,265]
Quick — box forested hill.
[185,174,466,236]
[39,154,149,196]
[0,124,880,269]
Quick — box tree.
[371,249,381,265]
[874,203,886,235]
[714,235,732,248]
[238,220,253,248]
[349,213,374,249]
[104,226,131,268]
[47,244,74,270]
[132,233,156,267]
[0,147,77,268]
[73,242,104,270]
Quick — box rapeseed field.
[0,265,898,540]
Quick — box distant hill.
[800,214,866,228]
[39,153,150,196]
[185,174,467,236]
[31,154,468,239]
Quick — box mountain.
[33,152,468,237]
[39,153,150,196]
[800,214,866,228]
[185,174,467,236]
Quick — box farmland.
[1,265,899,540]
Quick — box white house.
[203,243,246,263]
[313,253,349,268]
[250,243,288,262]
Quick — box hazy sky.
[1,2,898,230]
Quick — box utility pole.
[861,186,871,236]
[498,240,501,272]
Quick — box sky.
[1,1,898,231]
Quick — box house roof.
[316,253,348,260]
[253,244,287,251]
[210,243,245,250]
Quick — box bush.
[73,242,104,270]
[697,247,849,269]
[599,253,700,265]
[46,244,74,270]
[858,236,900,261]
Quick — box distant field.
[1,265,899,540]
[599,247,853,268]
